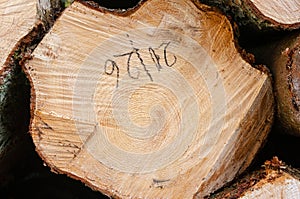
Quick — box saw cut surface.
[25,0,274,198]
[241,172,300,199]
[248,0,300,25]
[0,0,36,69]
[74,26,225,173]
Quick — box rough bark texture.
[0,0,37,179]
[240,171,300,199]
[199,0,300,31]
[25,0,274,198]
[275,33,300,137]
[37,0,64,29]
[207,157,300,199]
[248,30,300,137]
[0,0,36,70]
[0,0,66,182]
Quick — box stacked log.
[207,157,300,199]
[199,0,300,31]
[24,0,274,198]
[0,0,64,183]
[0,0,299,198]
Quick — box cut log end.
[246,0,300,29]
[0,0,36,70]
[200,0,300,31]
[207,157,300,199]
[25,0,274,198]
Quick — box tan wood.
[248,0,300,26]
[240,171,300,199]
[0,0,36,70]
[200,0,300,30]
[207,157,300,199]
[25,0,274,198]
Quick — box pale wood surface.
[207,158,300,199]
[200,0,300,30]
[249,0,300,25]
[241,172,300,199]
[0,0,36,69]
[25,0,274,198]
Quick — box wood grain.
[25,0,274,198]
[200,0,300,30]
[241,171,300,199]
[248,0,300,25]
[0,0,36,69]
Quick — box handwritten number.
[114,48,153,82]
[114,52,140,80]
[104,59,119,88]
[149,47,162,71]
[162,42,177,67]
[104,40,177,88]
[134,48,153,81]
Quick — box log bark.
[240,170,300,199]
[25,0,274,198]
[0,0,36,70]
[273,32,300,137]
[0,0,64,70]
[0,0,37,179]
[0,0,65,181]
[199,0,300,31]
[37,0,64,29]
[249,31,300,137]
[207,157,300,199]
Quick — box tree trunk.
[271,32,300,137]
[240,170,300,199]
[200,0,300,31]
[37,0,64,29]
[0,0,37,180]
[248,31,300,137]
[0,0,36,70]
[0,0,64,183]
[207,157,300,199]
[24,0,274,198]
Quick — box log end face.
[26,0,274,198]
[247,0,300,30]
[274,36,300,137]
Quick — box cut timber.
[0,0,64,69]
[207,157,300,199]
[0,0,37,178]
[250,31,300,136]
[0,0,64,181]
[240,170,300,199]
[0,0,36,70]
[25,0,274,198]
[200,0,300,30]
[247,0,300,28]
[273,32,300,137]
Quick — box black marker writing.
[104,59,120,87]
[104,40,177,88]
[114,47,153,82]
